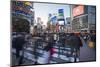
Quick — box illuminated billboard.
[12,1,33,17]
[58,9,64,19]
[58,20,64,25]
[73,5,84,17]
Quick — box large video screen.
[11,1,96,67]
[73,5,84,17]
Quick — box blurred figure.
[90,31,96,49]
[37,42,51,64]
[91,32,96,43]
[83,33,89,43]
[12,33,26,64]
[53,33,57,43]
[68,33,82,62]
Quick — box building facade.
[11,1,34,33]
[72,5,96,33]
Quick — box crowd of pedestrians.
[12,31,96,66]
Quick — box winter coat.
[68,35,82,50]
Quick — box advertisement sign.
[12,5,32,14]
[73,5,84,17]
[13,1,33,8]
[58,9,64,19]
[51,16,57,25]
[59,9,64,13]
[12,1,33,19]
[58,20,64,25]
[24,2,32,6]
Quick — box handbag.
[88,41,94,48]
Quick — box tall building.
[72,5,96,33]
[65,17,72,33]
[88,6,96,33]
[47,13,58,32]
[37,17,41,24]
[47,13,52,31]
[36,17,43,33]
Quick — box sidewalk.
[79,38,96,61]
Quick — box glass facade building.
[72,5,96,33]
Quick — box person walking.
[12,33,26,65]
[68,33,82,62]
[90,32,96,49]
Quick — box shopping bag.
[88,41,94,48]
